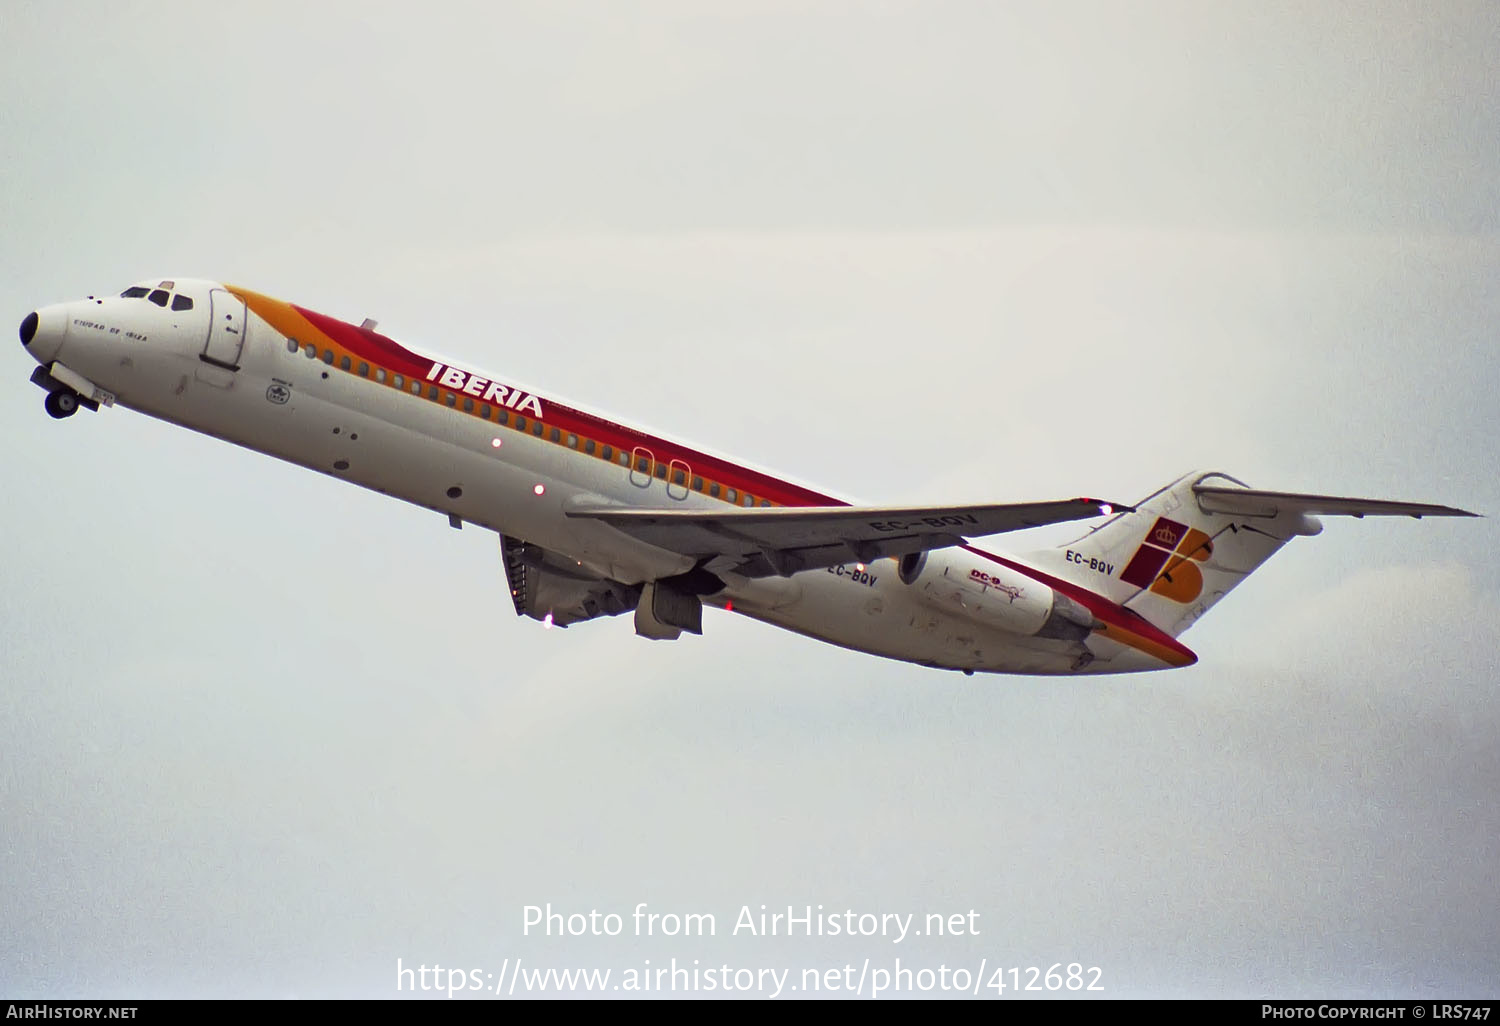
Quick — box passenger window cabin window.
[392,373,403,388]
[602,445,613,461]
[549,427,560,443]
[304,344,316,358]
[340,356,351,371]
[412,381,422,394]
[673,470,685,486]
[635,455,649,472]
[170,295,193,312]
[498,410,509,425]
[692,476,703,491]
[445,393,457,408]
[567,434,578,449]
[515,417,527,431]
[358,362,369,376]
[532,421,543,437]
[584,440,596,455]
[286,339,297,354]
[655,464,668,480]
[322,350,334,364]
[121,286,150,298]
[375,368,386,383]
[463,397,474,412]
[481,404,492,419]
[726,488,737,503]
[743,494,754,507]
[760,499,771,507]
[710,483,721,498]
[425,384,436,398]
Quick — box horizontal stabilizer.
[1193,486,1479,520]
[1029,470,1479,640]
[567,497,1127,578]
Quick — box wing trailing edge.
[565,497,1129,578]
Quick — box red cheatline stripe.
[293,305,431,380]
[964,545,1198,667]
[289,302,841,508]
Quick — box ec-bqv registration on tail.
[19,279,1478,676]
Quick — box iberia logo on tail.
[1118,518,1214,603]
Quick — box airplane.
[17,278,1479,676]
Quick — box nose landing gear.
[30,364,105,419]
[44,389,80,419]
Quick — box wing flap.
[1194,485,1479,520]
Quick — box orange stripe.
[232,285,833,508]
[1094,622,1197,667]
[227,287,335,352]
[230,286,788,508]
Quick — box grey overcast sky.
[2,0,1497,999]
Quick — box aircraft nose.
[20,306,66,365]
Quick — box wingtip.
[1078,498,1136,516]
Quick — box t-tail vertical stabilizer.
[1025,470,1478,639]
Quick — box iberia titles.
[425,362,544,418]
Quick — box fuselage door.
[202,289,246,370]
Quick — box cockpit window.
[122,284,194,310]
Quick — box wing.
[565,497,1125,578]
[1193,485,1480,519]
[500,535,642,627]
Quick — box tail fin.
[1026,470,1476,638]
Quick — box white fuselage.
[21,278,1181,676]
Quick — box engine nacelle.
[912,556,1095,642]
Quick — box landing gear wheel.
[44,390,79,419]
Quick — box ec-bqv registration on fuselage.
[18,278,1478,676]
